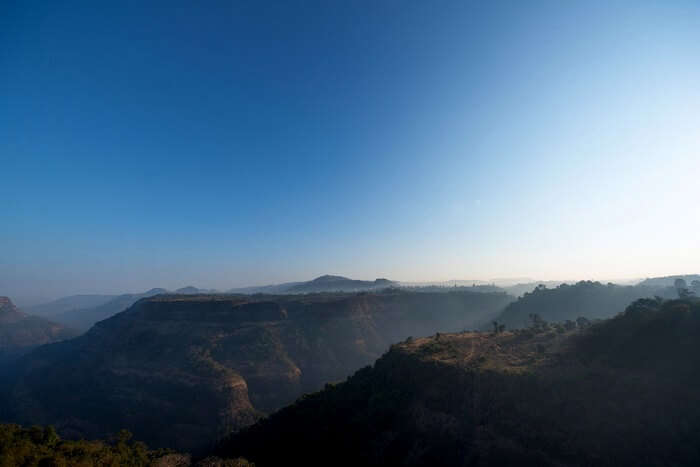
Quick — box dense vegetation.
[0,423,165,466]
[216,297,700,466]
[0,422,256,466]
[493,281,656,329]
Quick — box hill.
[23,287,220,332]
[2,290,512,451]
[215,297,700,466]
[637,274,700,288]
[228,275,396,295]
[493,281,656,329]
[23,294,117,317]
[36,288,168,331]
[175,286,218,294]
[286,275,394,293]
[0,297,78,363]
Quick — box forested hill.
[493,281,656,329]
[0,422,251,466]
[216,297,700,467]
[2,290,511,451]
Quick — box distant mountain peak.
[229,275,397,295]
[311,275,350,283]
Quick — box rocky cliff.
[4,290,512,451]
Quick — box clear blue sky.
[2,1,699,301]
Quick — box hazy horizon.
[3,1,699,303]
[8,270,698,308]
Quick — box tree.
[528,313,547,331]
[43,426,59,447]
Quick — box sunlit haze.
[2,1,699,301]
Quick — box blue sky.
[2,1,699,300]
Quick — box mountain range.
[20,276,397,331]
[1,273,696,461]
[227,275,396,294]
[0,289,512,451]
[23,275,661,333]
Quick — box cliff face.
[218,298,700,467]
[5,290,511,451]
[0,297,78,362]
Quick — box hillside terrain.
[24,277,395,331]
[216,297,700,466]
[493,281,657,329]
[23,294,117,318]
[637,274,700,288]
[43,288,169,330]
[286,275,394,293]
[1,290,511,451]
[23,288,214,331]
[0,422,252,467]
[0,297,78,364]
[228,275,396,294]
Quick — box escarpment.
[3,290,512,450]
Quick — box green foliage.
[0,423,172,466]
[195,458,254,467]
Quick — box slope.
[4,289,512,451]
[216,297,700,467]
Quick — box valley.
[217,296,700,466]
[1,289,511,451]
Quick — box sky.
[2,0,700,302]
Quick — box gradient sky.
[2,1,700,301]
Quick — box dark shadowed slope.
[216,297,700,467]
[3,290,512,451]
[0,297,78,363]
